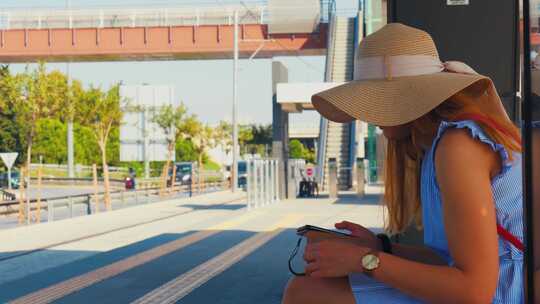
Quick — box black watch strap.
[376,234,392,254]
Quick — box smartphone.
[296,225,352,237]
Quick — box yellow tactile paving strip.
[131,214,304,304]
[7,210,263,304]
[8,230,216,304]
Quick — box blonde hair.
[383,86,521,234]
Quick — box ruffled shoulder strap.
[432,120,513,177]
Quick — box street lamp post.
[232,10,239,192]
[66,0,75,179]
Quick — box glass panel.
[524,0,540,301]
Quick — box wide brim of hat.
[312,72,488,126]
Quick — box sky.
[4,0,359,126]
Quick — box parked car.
[168,162,195,186]
[226,160,247,189]
[0,171,22,189]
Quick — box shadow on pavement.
[0,231,195,302]
[0,227,384,304]
[308,193,382,205]
[179,203,246,211]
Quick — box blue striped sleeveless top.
[421,120,523,303]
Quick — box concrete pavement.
[0,186,384,304]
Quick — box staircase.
[324,121,352,189]
[319,16,357,191]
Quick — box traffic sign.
[0,153,17,169]
[0,152,18,190]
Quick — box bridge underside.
[0,24,327,62]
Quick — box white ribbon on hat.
[354,55,478,81]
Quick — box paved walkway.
[0,186,384,304]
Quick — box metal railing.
[246,159,279,209]
[0,4,267,30]
[315,0,337,187]
[0,1,346,31]
[346,10,362,188]
[28,177,125,188]
[1,189,15,201]
[0,179,230,223]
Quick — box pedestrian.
[282,23,523,303]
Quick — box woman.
[282,23,523,303]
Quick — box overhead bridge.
[0,2,328,62]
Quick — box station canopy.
[277,82,343,113]
[268,0,321,34]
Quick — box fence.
[0,1,350,31]
[246,159,279,210]
[29,163,128,173]
[0,179,230,224]
[1,189,15,201]
[0,3,267,30]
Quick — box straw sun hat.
[312,23,508,127]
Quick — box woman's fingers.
[305,262,320,275]
[335,220,363,232]
[334,221,353,229]
[303,245,318,262]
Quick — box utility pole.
[66,0,75,178]
[232,10,239,192]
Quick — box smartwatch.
[376,234,392,254]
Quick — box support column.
[328,158,338,199]
[271,61,289,199]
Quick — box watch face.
[362,254,380,271]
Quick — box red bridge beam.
[0,24,328,62]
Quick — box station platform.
[0,187,384,304]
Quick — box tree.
[150,103,197,189]
[249,124,273,157]
[74,123,101,165]
[239,125,254,156]
[176,138,198,162]
[214,120,233,156]
[289,139,315,163]
[7,63,66,176]
[33,119,67,164]
[73,81,120,167]
[289,139,304,159]
[86,85,123,209]
[0,115,20,157]
[0,64,12,111]
[190,122,217,190]
[0,66,24,167]
[151,104,186,172]
[250,124,272,145]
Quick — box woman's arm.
[333,221,447,265]
[390,243,447,265]
[373,129,500,303]
[305,129,500,303]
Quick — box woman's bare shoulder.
[434,128,500,179]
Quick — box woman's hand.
[303,239,369,277]
[335,221,380,250]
